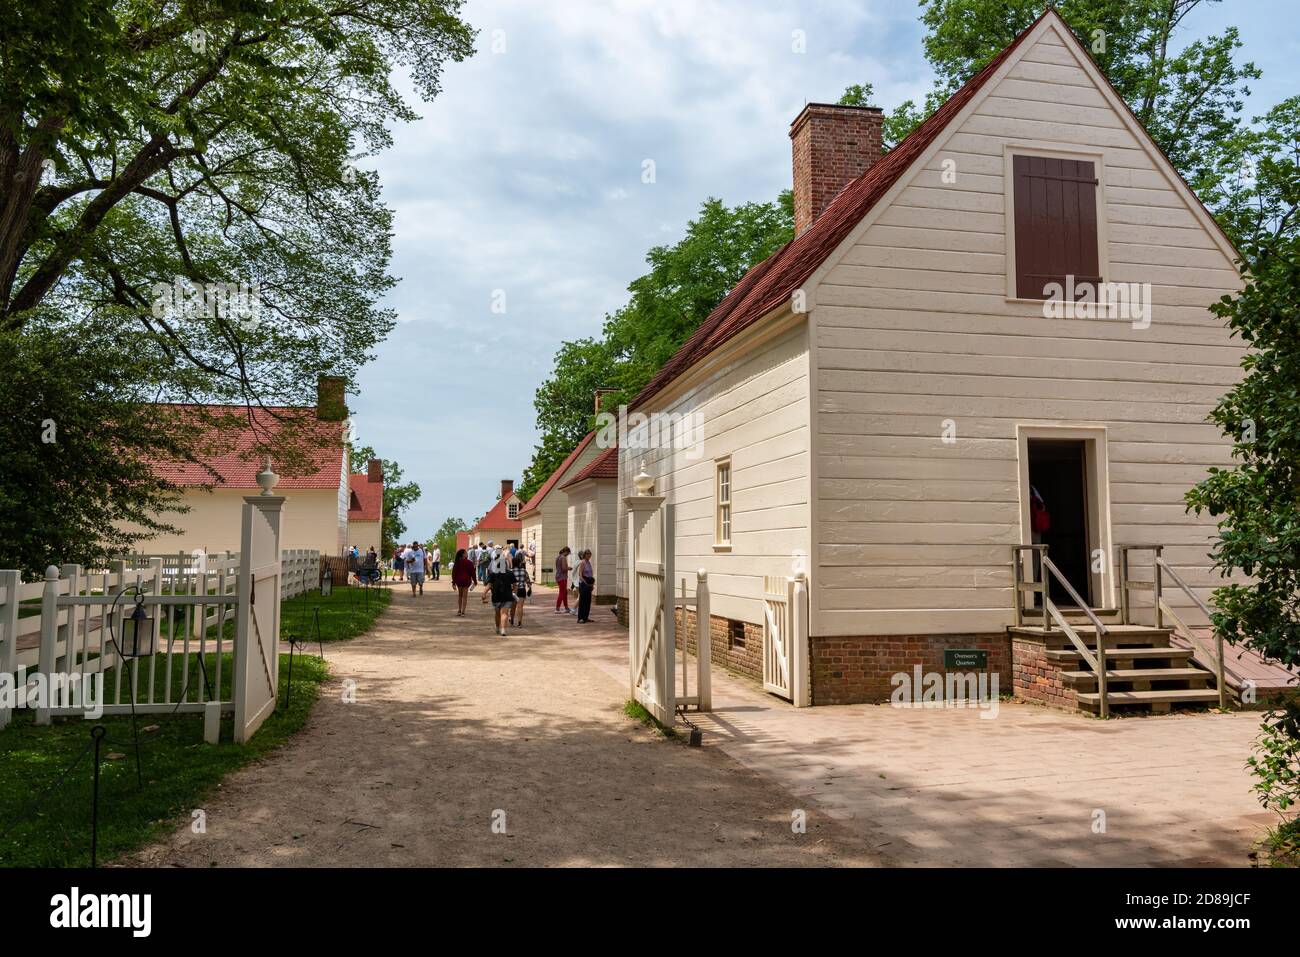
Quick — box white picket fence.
[1,509,309,741]
[121,549,319,601]
[0,558,238,740]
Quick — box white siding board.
[617,322,810,626]
[808,26,1242,636]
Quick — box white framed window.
[715,458,732,548]
[507,502,519,520]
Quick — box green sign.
[944,648,988,670]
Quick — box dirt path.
[127,582,887,867]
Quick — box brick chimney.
[367,458,383,483]
[790,103,884,236]
[500,479,514,498]
[594,389,617,414]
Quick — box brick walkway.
[567,597,1271,867]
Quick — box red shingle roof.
[560,445,618,489]
[152,405,347,489]
[518,431,598,515]
[469,494,521,534]
[348,473,383,522]
[629,10,1047,411]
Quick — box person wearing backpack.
[510,550,532,628]
[554,546,572,615]
[488,548,516,636]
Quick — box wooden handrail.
[1045,596,1109,719]
[1011,545,1048,629]
[1041,556,1109,638]
[1116,543,1163,627]
[1156,557,1226,710]
[1012,545,1109,717]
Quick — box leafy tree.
[521,194,794,495]
[431,515,467,564]
[0,0,473,569]
[840,0,1259,196]
[0,323,196,577]
[836,82,934,151]
[349,444,421,554]
[519,337,621,501]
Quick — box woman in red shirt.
[451,548,475,617]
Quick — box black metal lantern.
[120,593,154,658]
[321,566,333,597]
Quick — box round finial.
[697,568,708,580]
[45,564,60,580]
[633,460,654,495]
[256,456,279,495]
[794,569,807,582]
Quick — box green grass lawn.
[0,583,393,868]
[0,652,327,868]
[278,582,391,643]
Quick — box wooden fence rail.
[1,537,311,740]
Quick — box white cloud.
[351,0,931,532]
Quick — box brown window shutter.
[1012,155,1100,299]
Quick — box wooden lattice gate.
[626,494,675,724]
[233,495,284,743]
[625,490,713,723]
[763,573,811,707]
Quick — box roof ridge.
[628,8,1051,411]
[559,444,618,489]
[518,430,597,514]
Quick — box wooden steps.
[1062,667,1208,684]
[1075,687,1222,712]
[1045,645,1194,664]
[1014,612,1222,715]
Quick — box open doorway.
[1027,439,1092,606]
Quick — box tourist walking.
[575,549,595,623]
[554,546,572,614]
[510,550,532,627]
[451,548,474,616]
[488,548,515,636]
[403,541,427,595]
[430,543,441,581]
[477,543,492,585]
[392,547,405,583]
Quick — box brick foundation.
[673,607,764,683]
[1011,636,1077,710]
[809,633,1010,705]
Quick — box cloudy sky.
[345,0,1298,539]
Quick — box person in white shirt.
[430,544,442,581]
[402,543,427,595]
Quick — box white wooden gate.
[625,492,712,723]
[233,495,284,743]
[763,573,810,707]
[627,494,674,724]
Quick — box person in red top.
[451,548,476,617]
